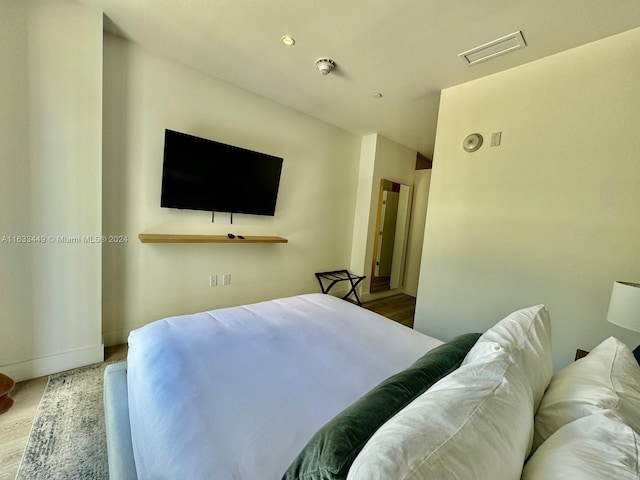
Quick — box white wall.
[0,0,103,381]
[350,134,417,301]
[415,27,640,371]
[102,34,362,344]
[349,135,378,280]
[404,169,431,297]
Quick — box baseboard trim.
[1,344,104,383]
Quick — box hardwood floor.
[0,295,413,479]
[363,293,416,328]
[369,275,391,293]
[0,375,47,480]
[0,344,128,480]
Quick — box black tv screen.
[160,129,283,216]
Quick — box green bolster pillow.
[282,332,482,480]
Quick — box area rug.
[15,362,109,480]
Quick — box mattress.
[126,293,442,479]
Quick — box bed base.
[103,361,138,480]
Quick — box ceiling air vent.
[459,31,526,66]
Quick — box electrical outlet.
[223,273,231,285]
[209,275,218,287]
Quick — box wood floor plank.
[0,344,128,480]
[0,375,47,480]
[363,293,416,328]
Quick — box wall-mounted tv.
[160,129,283,216]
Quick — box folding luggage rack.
[315,269,366,306]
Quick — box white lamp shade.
[606,281,640,333]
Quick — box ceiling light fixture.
[459,31,527,66]
[315,58,336,75]
[281,35,295,46]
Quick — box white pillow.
[532,336,640,451]
[463,304,552,411]
[347,352,533,480]
[523,410,640,480]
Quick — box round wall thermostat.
[463,133,483,152]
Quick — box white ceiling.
[78,0,640,158]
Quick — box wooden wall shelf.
[138,233,288,244]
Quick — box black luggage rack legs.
[315,270,366,306]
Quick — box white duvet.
[127,293,442,480]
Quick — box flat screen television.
[160,129,283,216]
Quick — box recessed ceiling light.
[281,35,295,46]
[372,93,383,99]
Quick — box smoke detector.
[315,58,336,75]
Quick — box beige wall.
[349,135,378,280]
[102,34,362,344]
[404,169,431,297]
[0,0,103,381]
[415,27,640,371]
[350,134,418,301]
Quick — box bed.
[105,294,444,479]
[104,293,640,479]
